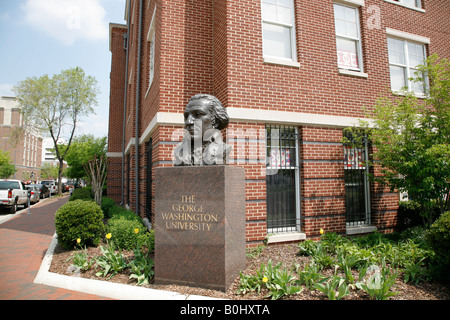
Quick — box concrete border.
[34,233,223,300]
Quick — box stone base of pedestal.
[154,165,246,292]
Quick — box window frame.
[385,0,422,10]
[333,2,365,73]
[261,0,298,65]
[387,36,428,95]
[145,5,157,97]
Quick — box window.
[261,0,297,62]
[392,0,421,9]
[388,37,427,94]
[148,31,155,87]
[266,125,300,233]
[146,5,157,92]
[343,131,370,226]
[334,3,364,72]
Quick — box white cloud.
[22,0,109,45]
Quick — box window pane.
[403,0,419,7]
[277,0,291,7]
[336,38,359,69]
[334,5,358,38]
[390,65,406,91]
[388,38,405,65]
[262,2,277,21]
[409,68,425,94]
[277,5,292,24]
[408,42,425,67]
[262,0,292,24]
[263,23,292,59]
[334,4,345,20]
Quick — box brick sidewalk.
[0,195,111,300]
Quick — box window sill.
[335,0,365,7]
[391,90,427,99]
[263,57,300,68]
[383,0,425,13]
[346,225,377,235]
[267,232,306,244]
[338,69,368,78]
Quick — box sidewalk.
[0,194,219,300]
[0,195,111,300]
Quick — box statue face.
[184,99,213,140]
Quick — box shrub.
[107,218,152,250]
[397,201,425,232]
[101,197,117,218]
[55,200,104,249]
[109,206,142,223]
[426,211,450,279]
[69,187,94,201]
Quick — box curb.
[34,233,223,300]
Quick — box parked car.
[25,185,41,204]
[0,179,29,213]
[35,184,50,199]
[41,180,57,194]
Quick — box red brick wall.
[107,24,127,203]
[108,0,450,244]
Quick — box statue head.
[175,94,231,166]
[183,94,229,141]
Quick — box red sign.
[337,50,359,69]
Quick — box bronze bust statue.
[174,94,231,166]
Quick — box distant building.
[107,0,450,246]
[41,138,67,167]
[0,96,42,180]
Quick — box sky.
[0,0,127,139]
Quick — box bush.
[55,200,105,249]
[69,187,94,201]
[109,206,142,223]
[426,211,450,273]
[101,197,117,218]
[107,218,152,250]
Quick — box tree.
[64,135,108,180]
[354,54,449,225]
[83,154,108,206]
[40,163,61,180]
[13,67,99,194]
[0,150,16,178]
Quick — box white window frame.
[261,0,298,67]
[146,5,157,97]
[333,2,364,73]
[384,0,423,11]
[387,34,428,96]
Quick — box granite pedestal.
[154,165,246,292]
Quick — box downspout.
[121,0,132,206]
[135,0,144,216]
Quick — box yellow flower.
[134,228,139,234]
[106,233,112,239]
[76,238,81,244]
[262,276,268,283]
[320,228,324,235]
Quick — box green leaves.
[95,240,128,279]
[237,260,303,300]
[0,150,16,178]
[354,55,450,220]
[13,67,100,194]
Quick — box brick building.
[107,0,450,246]
[0,96,43,180]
